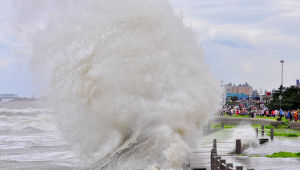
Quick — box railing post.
[221,122,225,129]
[213,139,217,150]
[236,166,243,170]
[270,128,274,140]
[215,156,221,170]
[226,163,233,170]
[220,159,226,170]
[261,125,264,136]
[211,148,217,170]
[236,139,241,154]
[211,153,217,170]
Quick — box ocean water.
[0,101,77,170]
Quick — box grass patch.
[211,123,237,129]
[226,115,290,123]
[264,125,275,129]
[266,128,300,137]
[249,155,263,157]
[287,134,299,137]
[267,132,299,137]
[275,124,289,129]
[251,124,289,129]
[237,154,247,156]
[247,152,300,158]
[226,115,250,118]
[251,124,261,128]
[266,152,300,158]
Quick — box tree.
[268,86,300,110]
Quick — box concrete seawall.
[210,117,284,127]
[289,122,300,130]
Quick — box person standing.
[266,110,269,117]
[288,111,292,121]
[279,109,283,120]
[294,111,298,122]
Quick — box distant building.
[226,93,249,100]
[225,82,253,96]
[252,89,260,99]
[0,94,18,101]
[297,79,300,87]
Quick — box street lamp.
[279,59,284,111]
[279,95,283,110]
[280,60,284,87]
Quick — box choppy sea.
[0,101,77,170]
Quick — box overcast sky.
[1,0,300,97]
[171,0,300,91]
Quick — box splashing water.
[13,0,221,169]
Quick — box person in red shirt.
[294,111,298,122]
[272,110,275,118]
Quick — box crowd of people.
[221,100,299,122]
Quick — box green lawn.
[266,152,300,158]
[249,152,300,158]
[225,115,294,123]
[211,123,238,129]
[250,124,300,137]
[266,128,300,137]
[211,119,300,138]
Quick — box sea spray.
[12,0,221,169]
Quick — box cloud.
[242,62,253,73]
[171,0,300,90]
[0,57,13,68]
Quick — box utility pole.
[280,59,284,87]
[279,59,284,111]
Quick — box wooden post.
[220,159,226,170]
[226,163,233,170]
[236,166,243,170]
[270,128,274,140]
[215,156,221,170]
[256,128,258,137]
[221,122,225,128]
[213,139,217,150]
[211,153,217,170]
[261,125,264,136]
[236,139,241,154]
[211,149,217,170]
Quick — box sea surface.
[0,101,77,170]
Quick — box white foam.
[12,0,221,169]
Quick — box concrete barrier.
[212,117,284,127]
[289,122,300,130]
